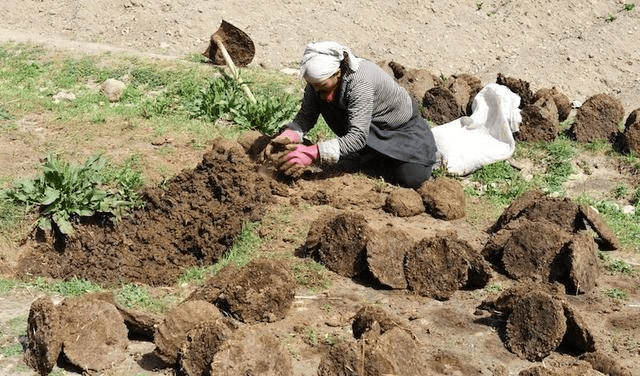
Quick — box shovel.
[204,20,257,104]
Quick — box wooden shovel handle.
[213,36,257,104]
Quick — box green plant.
[484,284,504,294]
[604,288,627,300]
[624,3,635,11]
[115,283,176,314]
[599,252,636,276]
[233,93,299,135]
[3,154,142,235]
[187,75,246,122]
[290,259,331,291]
[1,343,22,357]
[467,161,530,206]
[0,279,19,295]
[209,221,262,276]
[612,184,629,199]
[476,2,483,10]
[0,105,10,120]
[31,276,102,296]
[605,14,617,22]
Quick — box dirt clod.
[366,226,413,289]
[383,187,424,217]
[497,73,534,107]
[203,258,297,324]
[154,300,223,365]
[303,212,372,278]
[569,93,625,144]
[622,108,640,155]
[58,297,129,373]
[178,320,233,376]
[23,297,62,376]
[210,327,294,376]
[516,95,559,142]
[404,233,471,300]
[505,291,567,361]
[417,177,465,220]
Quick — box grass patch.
[115,283,178,314]
[178,221,262,285]
[575,194,640,252]
[290,258,331,292]
[30,276,102,296]
[599,252,637,276]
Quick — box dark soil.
[570,93,625,143]
[12,136,639,376]
[16,139,274,286]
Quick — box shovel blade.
[204,20,255,67]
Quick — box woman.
[274,41,437,189]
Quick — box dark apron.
[319,100,437,167]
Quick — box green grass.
[575,194,640,252]
[115,283,178,314]
[30,276,103,296]
[178,221,263,285]
[598,252,637,276]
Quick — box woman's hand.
[278,144,319,177]
[262,129,301,164]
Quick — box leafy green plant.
[476,2,483,10]
[187,75,246,122]
[606,14,617,22]
[3,154,143,235]
[233,94,299,135]
[624,3,635,11]
[604,288,627,300]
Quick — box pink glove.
[278,129,301,144]
[278,144,319,177]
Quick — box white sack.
[431,83,522,175]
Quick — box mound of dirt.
[481,284,597,363]
[178,320,233,376]
[23,297,62,376]
[404,233,484,300]
[365,226,413,289]
[16,139,275,286]
[496,73,535,107]
[383,187,424,217]
[24,294,129,375]
[303,212,372,279]
[517,94,560,142]
[622,108,640,155]
[416,176,466,220]
[210,327,294,376]
[569,93,625,143]
[187,258,297,324]
[154,300,224,365]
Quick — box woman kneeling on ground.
[272,41,437,189]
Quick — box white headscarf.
[299,41,363,83]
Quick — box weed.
[623,3,635,11]
[484,284,504,294]
[1,343,22,357]
[290,258,331,291]
[476,2,483,11]
[599,252,636,276]
[210,221,262,275]
[612,183,629,199]
[2,154,143,235]
[115,283,177,314]
[0,105,10,120]
[467,160,530,206]
[321,303,334,314]
[605,14,617,22]
[304,327,319,345]
[31,276,102,296]
[604,288,627,300]
[0,279,19,295]
[233,93,299,135]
